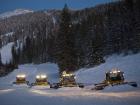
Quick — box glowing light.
[62,73,73,77]
[62,71,74,77]
[0,89,15,93]
[41,75,47,78]
[16,74,26,78]
[36,74,47,79]
[36,75,40,79]
[112,70,118,74]
[16,75,21,78]
[110,70,121,74]
[21,74,26,78]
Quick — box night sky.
[0,0,113,13]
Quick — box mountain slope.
[0,53,140,105]
[0,9,33,19]
[0,42,14,64]
[0,0,140,69]
[76,53,140,88]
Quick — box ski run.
[0,53,140,105]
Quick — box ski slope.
[0,9,33,19]
[76,53,140,86]
[0,53,140,105]
[0,42,14,64]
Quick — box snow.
[5,32,14,37]
[0,63,59,86]
[52,17,56,25]
[1,32,14,37]
[0,53,140,105]
[0,9,33,19]
[76,53,140,85]
[0,42,14,64]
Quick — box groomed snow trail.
[0,54,140,105]
[0,42,14,64]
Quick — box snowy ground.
[0,42,14,64]
[0,9,33,19]
[0,53,140,105]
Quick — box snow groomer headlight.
[36,75,40,79]
[36,74,47,79]
[62,71,73,77]
[16,74,26,78]
[110,70,121,74]
[41,75,47,79]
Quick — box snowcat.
[50,71,84,89]
[13,74,29,85]
[93,68,138,90]
[30,74,49,87]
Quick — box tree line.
[0,0,140,73]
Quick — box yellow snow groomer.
[94,68,137,90]
[13,74,29,85]
[35,74,49,86]
[59,71,77,87]
[50,71,84,89]
[105,69,124,85]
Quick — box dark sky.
[0,0,113,13]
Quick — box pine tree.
[124,0,133,10]
[55,4,76,72]
[92,14,105,65]
[0,53,2,66]
[11,45,18,68]
[24,36,33,63]
[0,38,2,48]
[134,0,140,52]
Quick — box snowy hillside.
[0,32,14,37]
[0,9,33,19]
[76,53,140,84]
[0,63,59,86]
[0,42,14,64]
[0,53,140,105]
[76,53,140,92]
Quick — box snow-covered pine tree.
[23,36,33,63]
[55,4,77,73]
[11,45,18,68]
[0,53,2,66]
[134,0,140,52]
